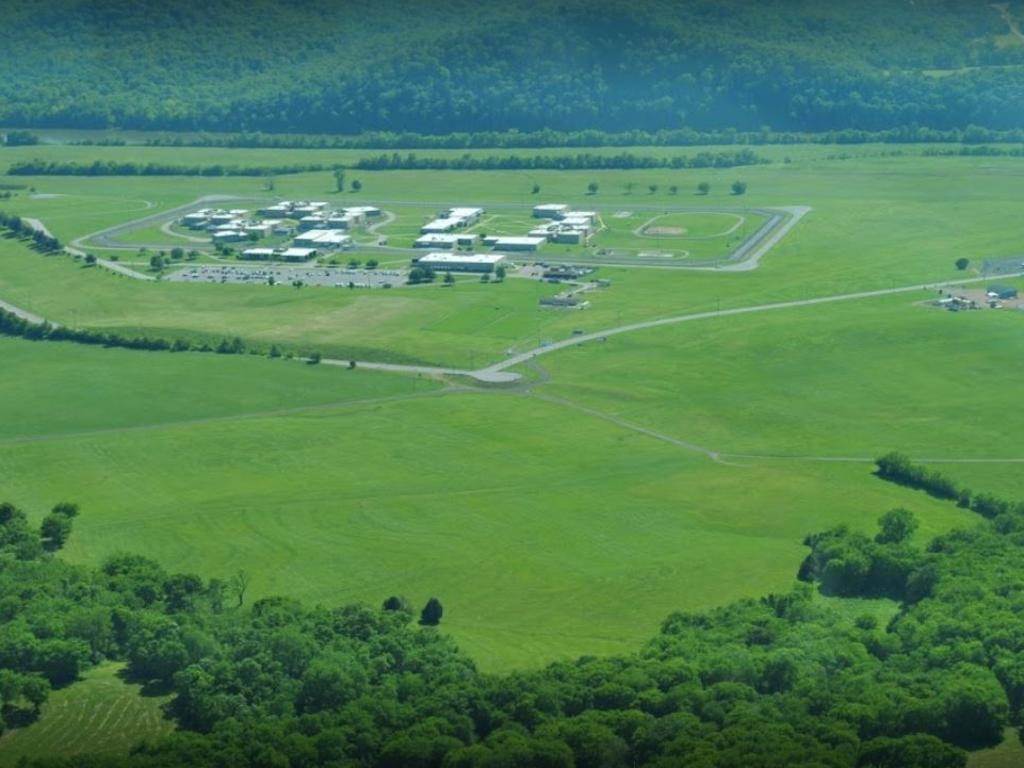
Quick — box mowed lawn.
[0,336,438,440]
[1,340,975,671]
[0,663,173,766]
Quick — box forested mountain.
[1,0,1023,135]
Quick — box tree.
[308,351,322,365]
[382,595,410,612]
[84,253,97,266]
[420,597,443,626]
[348,258,361,268]
[480,273,491,283]
[648,183,659,194]
[625,182,635,194]
[731,180,748,195]
[40,513,72,551]
[170,247,185,260]
[350,179,362,192]
[365,258,379,269]
[697,182,710,195]
[495,264,507,281]
[669,184,679,195]
[955,257,969,271]
[268,344,282,358]
[230,569,250,607]
[333,168,346,192]
[532,184,541,194]
[876,508,919,545]
[587,181,599,195]
[443,271,455,285]
[149,254,165,271]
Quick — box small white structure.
[345,205,381,217]
[212,229,245,243]
[415,233,462,249]
[421,218,461,234]
[447,206,484,224]
[492,236,546,252]
[416,252,507,273]
[310,231,352,249]
[533,204,568,219]
[259,204,292,217]
[281,247,318,261]
[182,211,211,229]
[241,248,277,260]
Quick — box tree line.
[113,125,1024,150]
[2,455,1024,766]
[7,160,337,178]
[354,150,769,171]
[0,211,60,252]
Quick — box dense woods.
[3,457,1024,766]
[1,0,1023,136]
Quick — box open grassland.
[0,663,173,766]
[0,335,982,671]
[535,291,1024,460]
[0,336,438,440]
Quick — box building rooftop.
[418,252,506,264]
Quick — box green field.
[2,144,1024,755]
[0,663,173,766]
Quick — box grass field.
[0,333,982,671]
[3,145,1024,756]
[0,663,173,766]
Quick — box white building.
[533,204,568,219]
[241,248,277,260]
[281,247,318,261]
[492,236,547,252]
[421,218,461,234]
[212,229,245,243]
[310,231,352,249]
[344,206,381,217]
[415,252,507,273]
[415,233,461,249]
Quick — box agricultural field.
[0,664,173,766]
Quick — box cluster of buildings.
[414,207,484,249]
[180,200,383,262]
[410,204,600,254]
[528,204,600,245]
[182,208,291,245]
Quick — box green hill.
[1,0,1023,135]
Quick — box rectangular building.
[415,233,461,249]
[492,236,547,252]
[281,247,318,262]
[415,252,507,273]
[533,204,568,219]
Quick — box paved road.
[479,268,1024,376]
[321,357,519,384]
[0,298,53,326]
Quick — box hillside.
[1,0,1023,135]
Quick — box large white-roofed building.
[492,236,547,252]
[415,252,507,273]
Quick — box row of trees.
[0,210,60,252]
[354,150,768,171]
[7,160,337,177]
[117,124,1024,150]
[0,307,247,357]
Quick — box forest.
[2,456,1023,767]
[1,0,1023,136]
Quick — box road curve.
[479,269,1024,376]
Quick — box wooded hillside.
[2,0,1023,135]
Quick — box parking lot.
[166,264,407,288]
